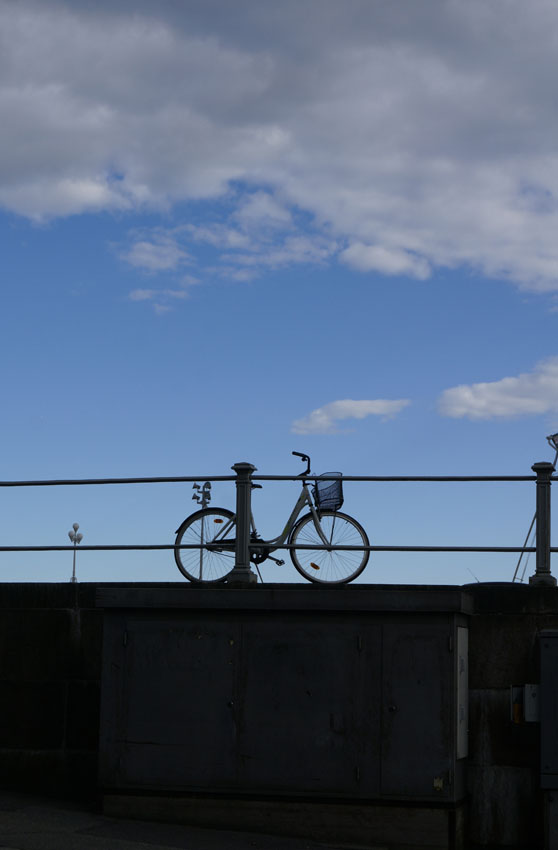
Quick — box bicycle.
[174,451,370,585]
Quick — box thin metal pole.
[228,462,257,585]
[512,513,537,582]
[71,542,77,584]
[529,462,556,586]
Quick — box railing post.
[227,462,258,585]
[529,461,556,587]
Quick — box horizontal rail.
[0,476,236,487]
[0,544,548,553]
[273,544,542,552]
[0,474,550,487]
[254,475,540,482]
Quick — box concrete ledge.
[96,583,474,614]
[104,793,466,850]
[463,581,558,614]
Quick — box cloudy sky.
[2,0,558,584]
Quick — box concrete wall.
[466,583,558,847]
[1,580,558,848]
[0,583,104,796]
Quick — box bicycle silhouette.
[174,452,369,585]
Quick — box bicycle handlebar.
[292,451,311,476]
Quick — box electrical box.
[510,684,539,723]
[98,586,470,804]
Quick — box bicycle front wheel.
[174,508,236,583]
[289,511,369,584]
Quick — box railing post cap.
[231,462,257,474]
[532,461,556,474]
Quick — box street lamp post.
[68,522,83,584]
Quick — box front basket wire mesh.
[313,472,344,512]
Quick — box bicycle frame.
[175,454,370,585]
[262,480,332,549]
[208,480,332,554]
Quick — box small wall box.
[510,684,539,723]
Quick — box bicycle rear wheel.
[289,511,369,584]
[174,508,236,583]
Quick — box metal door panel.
[381,623,452,798]
[236,619,381,796]
[101,614,238,789]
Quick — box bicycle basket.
[313,472,344,512]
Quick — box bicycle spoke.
[289,511,369,584]
[175,508,236,583]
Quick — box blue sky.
[2,0,558,585]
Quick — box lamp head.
[547,433,558,451]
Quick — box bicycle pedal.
[310,562,320,570]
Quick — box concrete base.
[529,574,558,587]
[224,569,258,586]
[103,794,467,850]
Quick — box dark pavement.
[0,792,384,850]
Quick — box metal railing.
[0,460,556,586]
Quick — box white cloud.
[128,285,192,312]
[341,244,431,279]
[141,199,335,280]
[438,357,558,420]
[221,234,336,271]
[181,274,201,287]
[292,398,410,435]
[0,177,129,220]
[5,2,558,287]
[153,303,172,315]
[121,237,190,272]
[128,289,155,302]
[185,224,251,250]
[233,191,292,229]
